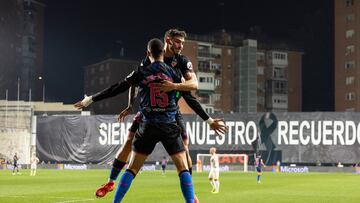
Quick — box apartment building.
[180,31,302,113]
[335,0,359,111]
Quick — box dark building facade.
[83,58,139,114]
[0,0,44,101]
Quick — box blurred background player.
[255,153,266,184]
[12,152,20,175]
[161,156,168,175]
[209,147,220,194]
[30,152,40,176]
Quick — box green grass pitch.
[1,169,359,203]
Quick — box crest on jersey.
[171,60,178,67]
[187,62,193,70]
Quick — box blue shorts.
[130,111,187,140]
[256,166,262,173]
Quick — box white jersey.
[30,157,39,169]
[209,154,220,179]
[210,154,219,170]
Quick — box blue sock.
[257,175,260,182]
[110,159,126,181]
[113,170,135,203]
[179,171,195,203]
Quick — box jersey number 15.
[149,83,168,108]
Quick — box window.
[198,45,211,57]
[212,47,222,58]
[258,67,264,75]
[273,67,286,78]
[99,77,104,85]
[345,92,356,101]
[345,60,355,69]
[346,45,355,55]
[199,77,206,83]
[346,14,355,22]
[105,76,110,84]
[257,52,265,60]
[91,67,95,74]
[198,61,210,71]
[211,63,221,70]
[227,49,232,55]
[346,30,355,38]
[212,94,221,102]
[273,52,287,60]
[215,79,221,86]
[346,0,354,7]
[100,64,105,71]
[205,107,214,114]
[346,76,355,85]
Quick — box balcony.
[266,80,288,94]
[266,95,288,110]
[197,72,215,91]
[198,50,213,58]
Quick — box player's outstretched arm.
[117,86,137,122]
[182,91,227,135]
[74,70,138,110]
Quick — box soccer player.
[255,153,266,184]
[161,156,168,175]
[30,152,40,176]
[75,29,226,200]
[209,147,220,194]
[112,38,194,203]
[78,38,195,203]
[12,153,20,175]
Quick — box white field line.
[53,199,95,203]
[0,195,95,202]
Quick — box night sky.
[43,0,334,111]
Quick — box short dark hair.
[164,28,187,41]
[147,38,164,58]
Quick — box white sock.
[210,180,215,190]
[215,180,220,191]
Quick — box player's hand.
[74,95,93,109]
[74,101,85,109]
[159,80,177,92]
[117,106,132,122]
[210,118,227,136]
